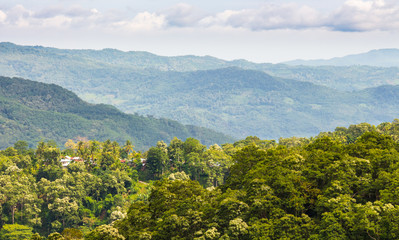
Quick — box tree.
[77,141,90,161]
[47,232,65,240]
[224,145,267,189]
[122,140,134,159]
[88,140,101,162]
[48,197,79,228]
[42,147,61,166]
[168,137,184,171]
[29,233,42,240]
[13,141,29,155]
[0,173,38,225]
[183,138,206,155]
[115,202,152,240]
[85,225,125,240]
[146,147,168,179]
[3,147,18,157]
[61,228,83,240]
[0,224,33,240]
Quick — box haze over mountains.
[284,49,399,67]
[1,42,399,142]
[2,42,399,91]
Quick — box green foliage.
[47,232,64,240]
[146,147,168,179]
[0,139,153,238]
[29,233,42,240]
[85,225,124,240]
[0,224,33,240]
[0,76,234,150]
[4,121,399,239]
[116,129,399,239]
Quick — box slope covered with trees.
[2,120,399,239]
[0,76,234,150]
[117,120,399,239]
[2,43,399,141]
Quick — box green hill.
[0,76,234,150]
[2,42,399,140]
[102,67,399,140]
[1,42,399,92]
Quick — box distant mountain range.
[2,42,399,92]
[284,49,399,67]
[1,42,399,141]
[0,76,234,150]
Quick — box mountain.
[284,49,399,67]
[2,42,399,140]
[0,76,234,150]
[2,42,399,94]
[104,67,399,140]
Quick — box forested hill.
[113,67,399,140]
[2,42,399,92]
[3,42,399,140]
[0,76,234,149]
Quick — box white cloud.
[0,10,7,23]
[5,5,33,27]
[113,12,166,31]
[41,15,73,28]
[200,4,323,30]
[0,1,399,32]
[329,0,399,31]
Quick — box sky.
[1,0,399,63]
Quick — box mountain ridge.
[283,48,399,67]
[2,42,399,92]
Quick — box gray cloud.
[161,3,205,27]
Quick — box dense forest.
[2,120,399,239]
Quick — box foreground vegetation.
[2,120,399,239]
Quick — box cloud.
[0,10,6,23]
[33,6,95,19]
[4,5,33,27]
[200,3,323,30]
[0,4,163,30]
[113,12,166,31]
[0,0,398,32]
[161,3,205,27]
[199,0,399,32]
[329,0,399,31]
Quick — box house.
[60,156,84,168]
[60,156,72,167]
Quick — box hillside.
[284,48,399,67]
[2,43,399,140]
[1,42,399,92]
[104,67,399,140]
[0,76,234,149]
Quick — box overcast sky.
[1,0,399,62]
